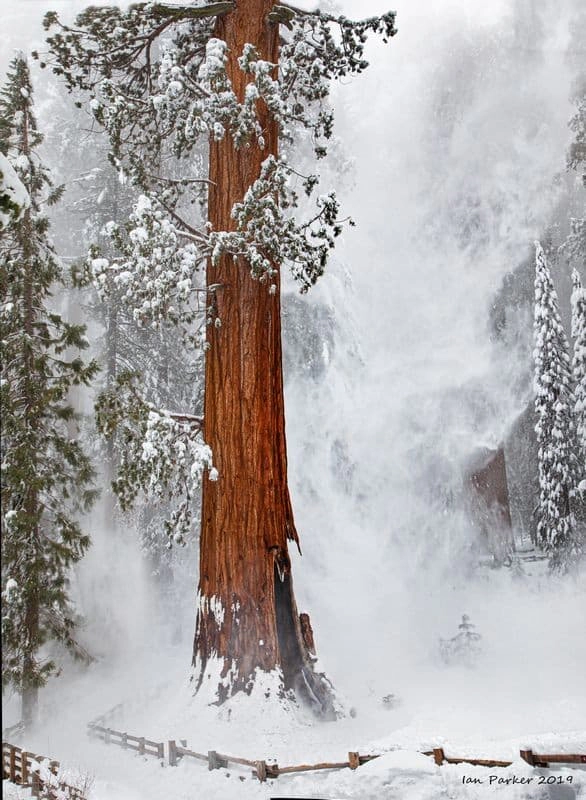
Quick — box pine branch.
[41,608,95,665]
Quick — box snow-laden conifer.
[533,242,582,572]
[571,270,586,441]
[567,70,585,187]
[439,615,482,668]
[0,56,98,726]
[571,268,586,484]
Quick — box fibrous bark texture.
[192,0,337,719]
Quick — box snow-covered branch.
[95,371,214,544]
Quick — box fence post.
[21,751,28,785]
[105,729,111,745]
[31,768,41,798]
[208,750,220,771]
[266,762,280,779]
[255,760,267,782]
[520,750,534,766]
[121,733,128,750]
[168,740,177,767]
[138,737,145,756]
[433,748,445,766]
[157,742,164,760]
[348,752,360,770]
[10,746,17,782]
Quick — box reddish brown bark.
[192,0,336,717]
[469,447,513,533]
[468,446,515,561]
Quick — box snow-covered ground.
[4,577,586,800]
[4,685,586,800]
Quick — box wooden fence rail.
[89,723,164,759]
[86,719,586,783]
[2,742,86,799]
[248,749,586,781]
[428,747,586,769]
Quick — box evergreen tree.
[0,56,98,727]
[439,615,482,668]
[42,0,397,713]
[533,242,581,572]
[565,11,586,466]
[571,268,586,478]
[566,39,585,188]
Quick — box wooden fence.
[430,747,586,769]
[2,742,86,799]
[85,719,586,783]
[88,723,164,759]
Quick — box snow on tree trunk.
[533,242,582,572]
[192,0,337,717]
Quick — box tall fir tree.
[557,7,586,554]
[566,18,585,189]
[571,268,586,471]
[565,11,586,465]
[0,55,98,727]
[533,242,582,572]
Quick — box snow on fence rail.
[85,719,586,783]
[2,742,87,799]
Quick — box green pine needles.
[0,56,99,726]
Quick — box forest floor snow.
[4,647,586,800]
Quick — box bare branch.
[149,2,236,21]
[165,411,203,428]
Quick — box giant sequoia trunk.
[192,0,337,718]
